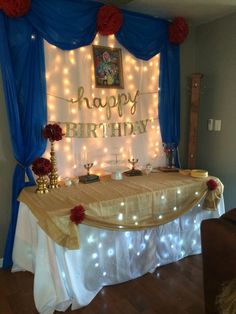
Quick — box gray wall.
[195,13,236,211]
[0,71,15,258]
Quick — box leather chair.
[201,209,236,313]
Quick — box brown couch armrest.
[221,208,236,224]
[201,218,236,313]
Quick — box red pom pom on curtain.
[168,17,189,44]
[97,5,123,36]
[0,0,31,18]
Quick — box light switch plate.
[214,120,221,131]
[207,119,214,131]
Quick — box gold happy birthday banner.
[57,119,157,138]
[48,86,158,138]
[49,86,140,120]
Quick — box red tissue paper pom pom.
[32,157,52,177]
[0,0,31,18]
[43,123,64,142]
[207,179,218,191]
[70,205,85,225]
[168,17,189,44]
[97,5,123,36]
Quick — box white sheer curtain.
[44,34,165,178]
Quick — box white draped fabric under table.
[12,199,225,314]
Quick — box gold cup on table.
[128,158,139,170]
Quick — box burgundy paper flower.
[70,205,85,225]
[0,0,31,18]
[168,17,189,44]
[207,179,218,191]
[97,5,123,36]
[32,157,52,176]
[43,123,64,142]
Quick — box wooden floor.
[0,255,205,314]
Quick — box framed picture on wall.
[92,45,124,89]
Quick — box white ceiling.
[96,0,236,25]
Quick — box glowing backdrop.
[44,34,165,178]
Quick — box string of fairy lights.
[44,33,165,178]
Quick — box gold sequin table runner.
[18,172,223,249]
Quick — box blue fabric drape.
[1,0,180,268]
[159,42,180,166]
[0,13,47,268]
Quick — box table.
[12,173,225,314]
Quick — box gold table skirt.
[18,172,223,249]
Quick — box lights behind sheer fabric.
[44,34,164,177]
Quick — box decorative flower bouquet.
[70,205,85,225]
[43,123,64,189]
[202,179,220,210]
[163,144,176,168]
[207,179,218,191]
[32,157,51,176]
[43,123,64,142]
[32,157,52,194]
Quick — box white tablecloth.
[12,198,225,314]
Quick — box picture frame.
[92,45,124,89]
